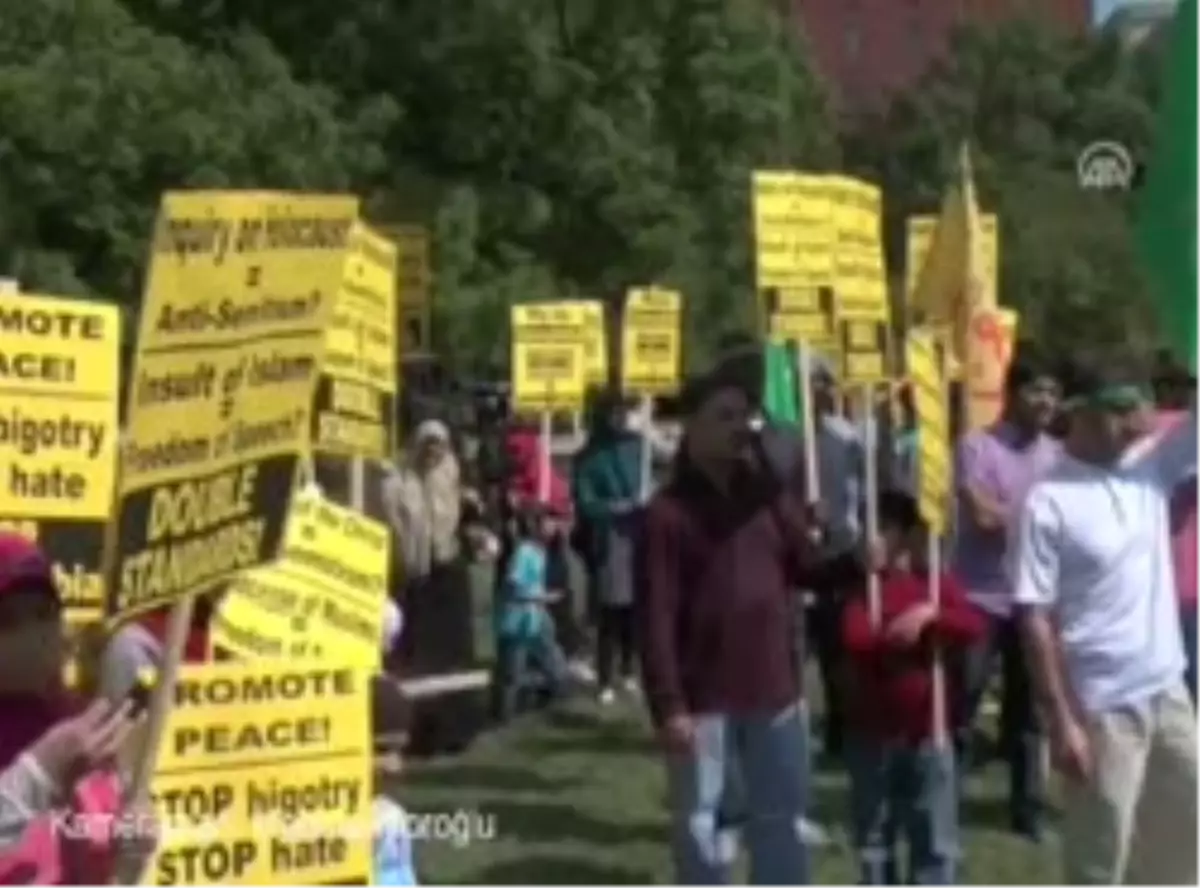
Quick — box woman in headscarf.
[383,419,476,677]
[0,533,155,883]
[572,388,643,704]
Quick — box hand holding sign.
[28,698,139,789]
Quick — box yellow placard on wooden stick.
[144,662,372,885]
[765,286,835,351]
[907,329,951,536]
[621,287,682,397]
[108,191,357,621]
[839,319,889,385]
[312,223,398,459]
[211,490,391,667]
[510,303,587,415]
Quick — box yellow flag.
[909,144,995,371]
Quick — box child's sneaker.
[597,687,616,705]
[622,676,640,696]
[373,797,417,885]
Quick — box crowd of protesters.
[0,336,1194,886]
[633,343,1196,885]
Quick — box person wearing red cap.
[0,533,155,883]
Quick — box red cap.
[0,533,57,601]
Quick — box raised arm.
[1139,406,1198,491]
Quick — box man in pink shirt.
[1151,362,1198,702]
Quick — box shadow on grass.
[478,797,662,847]
[471,852,657,885]
[514,709,654,757]
[958,790,1013,834]
[402,763,578,794]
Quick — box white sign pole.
[538,410,552,504]
[796,341,820,504]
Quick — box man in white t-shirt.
[1010,357,1197,884]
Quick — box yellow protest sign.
[391,225,431,354]
[965,306,1019,432]
[829,176,888,322]
[752,171,835,293]
[839,319,889,385]
[510,303,587,414]
[146,662,371,886]
[0,293,120,518]
[906,213,998,314]
[907,329,950,535]
[578,300,608,388]
[313,223,398,459]
[212,491,390,666]
[621,287,682,397]
[765,286,835,349]
[108,191,357,621]
[0,292,119,681]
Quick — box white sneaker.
[597,688,616,705]
[716,828,740,865]
[797,818,831,846]
[622,677,640,695]
[567,659,597,684]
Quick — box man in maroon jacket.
[637,368,815,884]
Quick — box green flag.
[1136,0,1197,371]
[762,341,801,425]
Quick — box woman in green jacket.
[572,388,645,704]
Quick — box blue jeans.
[848,741,958,885]
[495,628,568,719]
[1181,603,1197,705]
[666,701,810,885]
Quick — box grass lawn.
[393,695,1061,884]
[391,561,1060,884]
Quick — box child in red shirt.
[841,491,985,885]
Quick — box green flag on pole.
[762,341,801,425]
[1136,0,1197,371]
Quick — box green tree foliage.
[850,18,1163,353]
[118,0,838,374]
[0,0,393,301]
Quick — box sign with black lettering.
[211,491,391,666]
[510,304,587,414]
[108,191,359,620]
[839,318,890,385]
[0,292,119,682]
[147,662,371,886]
[621,287,682,397]
[312,223,398,459]
[765,286,835,351]
[0,293,119,518]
